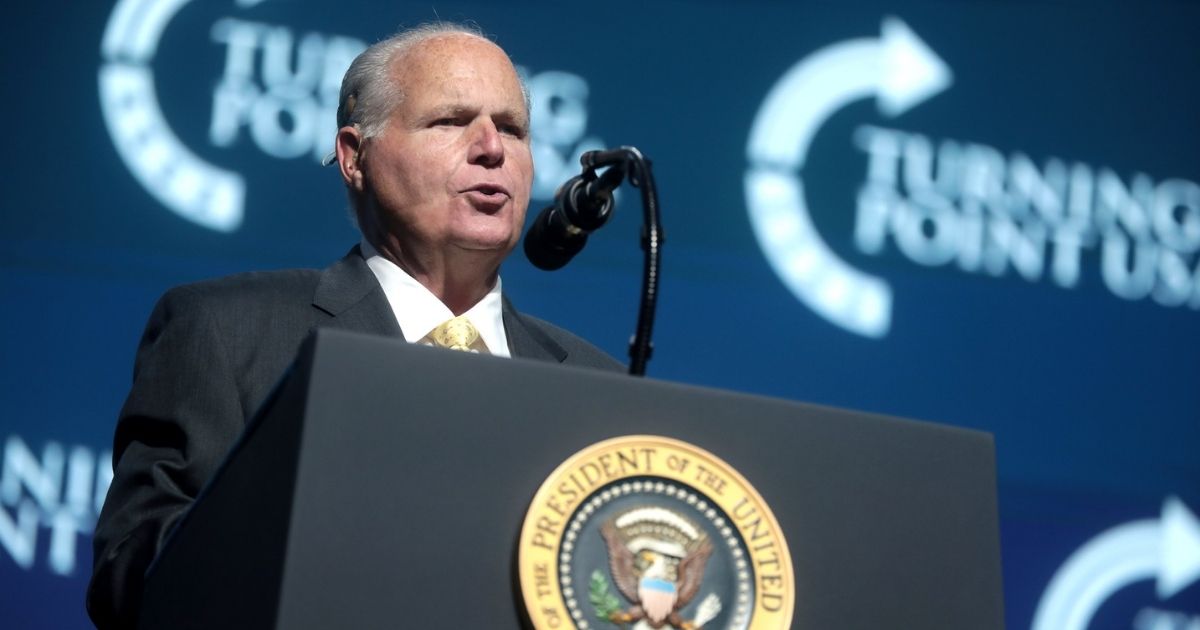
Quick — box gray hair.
[336,22,527,139]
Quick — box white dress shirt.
[361,241,511,357]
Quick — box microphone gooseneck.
[522,147,663,377]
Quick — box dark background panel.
[1,0,1197,628]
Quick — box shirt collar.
[360,240,510,357]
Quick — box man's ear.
[335,126,366,192]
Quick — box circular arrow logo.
[99,0,245,232]
[1033,497,1200,630]
[744,17,952,338]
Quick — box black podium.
[139,328,1004,629]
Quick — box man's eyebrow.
[494,107,530,128]
[421,104,529,130]
[427,104,474,118]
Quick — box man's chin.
[451,234,520,257]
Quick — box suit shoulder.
[144,268,325,345]
[160,268,321,310]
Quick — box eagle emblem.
[598,507,722,629]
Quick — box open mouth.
[463,184,511,210]
[466,184,509,197]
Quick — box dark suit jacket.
[87,247,622,628]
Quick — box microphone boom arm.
[579,147,663,377]
[523,146,662,376]
[618,147,663,377]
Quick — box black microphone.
[524,165,623,270]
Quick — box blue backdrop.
[2,1,1197,628]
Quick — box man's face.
[356,35,532,265]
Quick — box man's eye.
[500,124,527,138]
[432,117,463,127]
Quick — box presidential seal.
[519,435,794,630]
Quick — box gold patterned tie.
[428,316,483,352]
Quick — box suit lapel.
[502,297,567,363]
[313,248,559,361]
[311,246,404,338]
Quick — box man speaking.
[88,23,621,628]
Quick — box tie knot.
[429,316,482,352]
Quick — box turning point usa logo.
[99,0,607,233]
[746,17,1200,338]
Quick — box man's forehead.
[390,34,526,112]
[394,33,515,82]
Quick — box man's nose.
[467,119,504,167]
